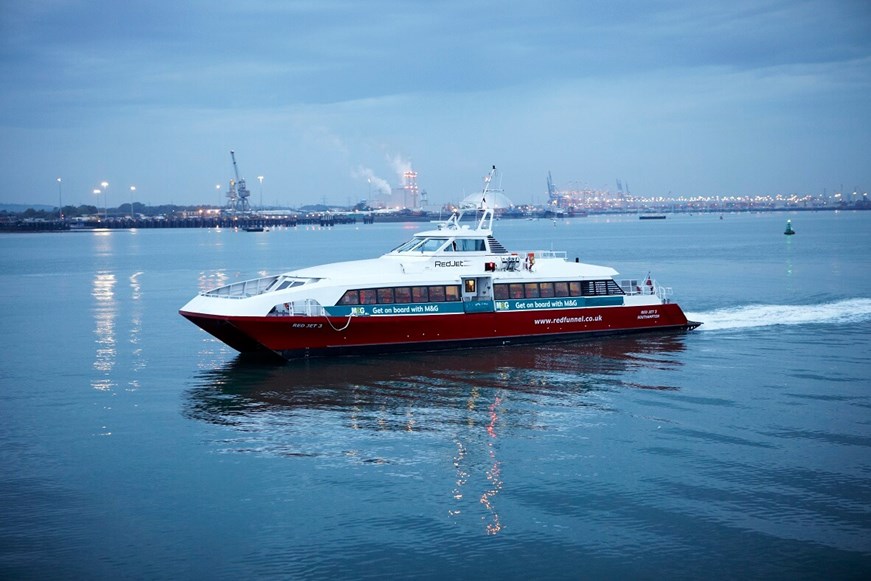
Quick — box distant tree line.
[0,203,212,220]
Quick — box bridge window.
[392,237,425,252]
[453,239,486,251]
[418,238,448,252]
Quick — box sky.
[1,0,869,209]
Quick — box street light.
[93,189,102,221]
[216,184,222,209]
[257,176,264,209]
[129,186,136,218]
[100,181,109,220]
[57,178,63,221]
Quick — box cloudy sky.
[2,0,869,209]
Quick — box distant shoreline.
[2,205,868,233]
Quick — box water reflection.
[481,395,504,535]
[128,272,145,388]
[184,335,687,532]
[91,271,117,391]
[185,335,688,427]
[198,269,228,293]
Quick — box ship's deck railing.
[657,286,674,303]
[535,250,568,259]
[202,275,279,299]
[620,278,661,296]
[619,278,674,303]
[500,250,567,271]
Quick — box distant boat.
[784,220,795,236]
[244,226,265,232]
[639,214,666,220]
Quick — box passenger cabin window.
[493,280,625,300]
[412,286,428,302]
[377,288,394,303]
[339,290,359,305]
[337,279,625,305]
[360,289,377,304]
[336,285,462,307]
[395,287,412,303]
[429,286,446,302]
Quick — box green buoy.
[784,219,795,235]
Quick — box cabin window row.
[493,279,625,300]
[338,285,462,305]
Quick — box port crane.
[226,150,251,212]
[547,171,557,203]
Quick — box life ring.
[525,252,535,270]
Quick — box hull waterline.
[181,303,701,360]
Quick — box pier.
[0,213,368,232]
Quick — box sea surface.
[1,211,870,579]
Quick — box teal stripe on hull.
[324,295,624,317]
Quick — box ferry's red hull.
[180,303,699,359]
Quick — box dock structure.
[0,213,368,232]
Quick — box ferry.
[180,168,700,359]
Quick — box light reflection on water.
[89,269,151,392]
[198,269,228,293]
[128,271,145,386]
[91,271,116,391]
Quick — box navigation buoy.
[784,219,795,236]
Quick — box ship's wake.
[686,298,871,331]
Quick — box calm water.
[2,212,870,579]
